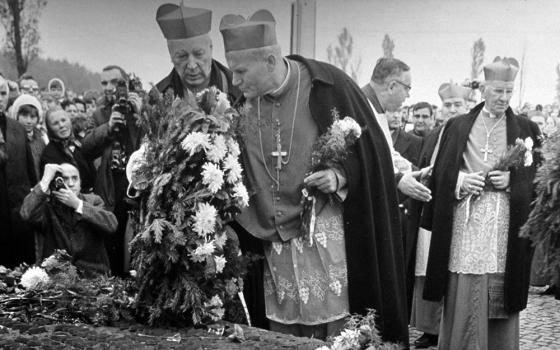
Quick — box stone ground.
[409,288,560,349]
[0,289,557,349]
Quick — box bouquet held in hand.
[300,108,362,238]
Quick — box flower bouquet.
[128,86,251,326]
[0,250,135,325]
[314,309,400,350]
[521,131,560,283]
[482,137,534,191]
[300,108,362,239]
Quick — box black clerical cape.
[421,103,541,313]
[239,55,408,344]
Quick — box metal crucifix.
[481,142,493,162]
[271,129,287,170]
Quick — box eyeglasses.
[413,114,431,119]
[392,80,411,91]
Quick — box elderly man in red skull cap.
[422,57,541,349]
[155,3,240,101]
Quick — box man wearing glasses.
[19,75,40,97]
[361,57,432,204]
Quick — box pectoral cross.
[481,142,493,162]
[271,129,287,170]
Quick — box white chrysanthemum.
[331,329,361,350]
[20,266,50,290]
[202,162,224,194]
[214,232,228,249]
[226,137,241,158]
[181,132,211,156]
[206,294,223,308]
[338,116,362,138]
[223,154,243,184]
[193,202,217,236]
[207,135,228,163]
[233,182,249,207]
[214,255,226,273]
[193,240,216,258]
[214,91,231,115]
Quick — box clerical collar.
[482,106,503,119]
[368,81,385,114]
[265,58,292,99]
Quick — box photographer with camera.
[82,65,143,277]
[20,163,117,276]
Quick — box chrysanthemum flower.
[20,266,50,290]
[214,232,228,249]
[193,202,217,236]
[192,240,216,259]
[207,135,228,163]
[202,163,224,194]
[233,182,249,207]
[226,138,241,158]
[223,154,243,184]
[181,132,210,156]
[214,255,226,273]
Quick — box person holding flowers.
[219,10,407,345]
[421,57,541,349]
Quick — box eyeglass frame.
[391,79,412,91]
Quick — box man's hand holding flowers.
[488,170,510,190]
[304,169,344,194]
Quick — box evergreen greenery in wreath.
[520,131,560,283]
[128,86,251,326]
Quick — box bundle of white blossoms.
[20,266,50,290]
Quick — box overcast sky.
[35,0,560,107]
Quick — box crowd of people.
[0,3,557,350]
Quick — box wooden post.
[290,0,316,58]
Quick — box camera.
[110,141,128,172]
[464,80,480,90]
[113,79,133,116]
[49,172,66,192]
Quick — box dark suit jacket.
[392,128,423,167]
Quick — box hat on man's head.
[483,56,519,82]
[156,3,211,40]
[438,82,471,101]
[219,10,277,52]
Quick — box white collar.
[267,58,291,98]
[482,106,502,119]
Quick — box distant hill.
[0,55,101,94]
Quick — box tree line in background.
[0,0,99,92]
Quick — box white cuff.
[39,181,50,194]
[455,171,467,200]
[75,200,84,214]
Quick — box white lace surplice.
[263,199,349,325]
[449,191,510,274]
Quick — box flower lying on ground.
[20,266,50,290]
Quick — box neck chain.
[480,111,506,162]
[257,62,301,190]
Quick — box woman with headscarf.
[40,109,96,193]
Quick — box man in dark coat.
[422,57,541,349]
[220,10,408,346]
[82,65,143,277]
[154,3,240,101]
[20,163,117,276]
[407,82,471,348]
[0,75,36,268]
